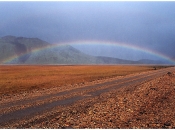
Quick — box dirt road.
[0,66,175,128]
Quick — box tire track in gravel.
[0,67,172,109]
[0,70,164,115]
[0,67,174,126]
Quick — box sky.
[0,1,175,62]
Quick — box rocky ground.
[6,71,174,129]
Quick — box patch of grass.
[0,65,168,95]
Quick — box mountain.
[95,56,137,64]
[0,36,165,65]
[0,36,49,64]
[0,36,97,64]
[137,59,165,65]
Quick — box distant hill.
[0,36,166,65]
[137,59,165,65]
[95,56,137,64]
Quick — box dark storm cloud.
[0,2,175,59]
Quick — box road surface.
[0,66,175,127]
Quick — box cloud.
[0,2,175,60]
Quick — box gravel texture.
[0,69,175,128]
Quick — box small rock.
[164,122,171,126]
[167,72,172,75]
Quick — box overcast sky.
[0,2,175,62]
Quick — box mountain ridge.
[0,36,167,65]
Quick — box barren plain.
[0,65,174,128]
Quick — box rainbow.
[2,40,175,64]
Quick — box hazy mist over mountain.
[0,36,170,65]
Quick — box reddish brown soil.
[0,65,158,96]
[0,66,174,128]
[26,71,174,129]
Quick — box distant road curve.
[0,66,175,127]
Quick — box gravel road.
[0,67,175,128]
